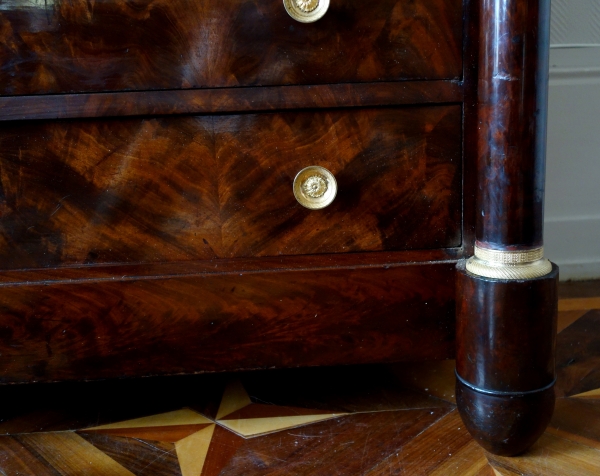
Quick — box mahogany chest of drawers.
[0,0,558,455]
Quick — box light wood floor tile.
[559,297,600,312]
[366,410,472,475]
[490,465,520,475]
[86,408,211,431]
[175,425,216,476]
[218,413,345,438]
[550,398,600,444]
[428,438,491,476]
[546,427,600,452]
[571,387,600,399]
[0,435,58,475]
[488,432,600,476]
[15,432,135,476]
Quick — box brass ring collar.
[466,245,552,280]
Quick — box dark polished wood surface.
[453,0,556,456]
[455,264,558,456]
[0,249,462,285]
[475,0,550,250]
[0,0,462,96]
[556,309,600,398]
[0,0,465,385]
[456,379,555,457]
[0,263,456,383]
[0,81,464,122]
[0,106,461,269]
[461,0,480,257]
[456,264,558,392]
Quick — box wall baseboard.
[545,217,600,281]
[553,261,600,281]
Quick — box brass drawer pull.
[283,0,329,23]
[293,166,337,209]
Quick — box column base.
[456,260,558,455]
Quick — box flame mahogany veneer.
[0,0,462,95]
[0,0,556,455]
[0,107,461,268]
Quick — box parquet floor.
[1,281,599,475]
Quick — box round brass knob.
[283,0,329,23]
[293,166,337,210]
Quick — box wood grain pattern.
[557,281,600,333]
[0,263,456,383]
[10,432,135,475]
[0,116,219,269]
[555,309,600,398]
[79,434,182,476]
[0,0,565,465]
[550,397,600,444]
[0,81,464,122]
[213,409,452,475]
[197,425,242,476]
[217,106,462,258]
[0,248,461,285]
[0,435,59,476]
[366,410,478,475]
[0,106,461,270]
[427,438,492,476]
[488,432,600,476]
[0,0,463,96]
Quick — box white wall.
[545,1,600,280]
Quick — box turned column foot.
[455,261,559,456]
[456,374,555,456]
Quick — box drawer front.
[0,0,463,96]
[0,106,461,269]
[0,263,456,383]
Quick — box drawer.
[0,0,463,96]
[0,262,457,383]
[0,105,461,269]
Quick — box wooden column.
[456,0,559,455]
